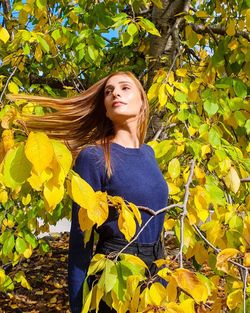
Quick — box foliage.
[0,0,250,312]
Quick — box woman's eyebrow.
[105,81,133,89]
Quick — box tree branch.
[0,66,17,108]
[191,23,250,41]
[179,158,195,267]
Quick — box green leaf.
[16,237,27,254]
[208,128,221,147]
[127,23,138,36]
[177,109,189,121]
[37,36,50,53]
[51,29,61,41]
[23,43,30,55]
[87,45,99,61]
[245,119,250,134]
[168,158,181,179]
[205,176,225,206]
[138,18,161,36]
[3,233,15,256]
[174,90,187,103]
[204,100,219,116]
[98,259,117,293]
[36,0,47,9]
[151,0,163,9]
[3,144,32,189]
[24,233,38,249]
[233,79,247,98]
[234,111,246,127]
[121,32,133,46]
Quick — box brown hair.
[7,71,149,176]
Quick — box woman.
[9,71,168,313]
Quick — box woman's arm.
[68,147,104,313]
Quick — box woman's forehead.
[105,74,136,86]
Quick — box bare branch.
[179,159,195,267]
[0,66,18,108]
[241,177,250,183]
[191,23,250,41]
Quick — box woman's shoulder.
[75,144,104,164]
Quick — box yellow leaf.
[172,268,209,303]
[70,173,97,210]
[166,84,174,96]
[78,207,95,232]
[166,302,185,313]
[43,181,64,213]
[228,39,238,50]
[51,139,72,183]
[23,245,33,258]
[223,167,240,193]
[119,253,147,269]
[164,218,176,231]
[227,289,243,310]
[14,271,32,290]
[128,202,142,225]
[226,20,236,36]
[0,27,10,43]
[8,82,19,94]
[193,187,209,222]
[168,158,180,180]
[149,282,166,306]
[34,45,43,62]
[158,84,168,107]
[168,182,180,195]
[166,276,178,302]
[22,193,31,206]
[176,68,187,77]
[216,248,239,273]
[242,216,250,247]
[179,299,195,313]
[87,254,106,276]
[147,83,160,102]
[25,132,54,175]
[2,130,15,152]
[0,189,8,204]
[88,191,109,227]
[201,144,211,159]
[118,205,136,241]
[246,9,250,32]
[243,252,250,266]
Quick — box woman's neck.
[110,129,140,148]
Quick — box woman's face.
[104,74,143,124]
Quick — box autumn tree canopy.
[0,0,250,312]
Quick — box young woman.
[9,71,168,313]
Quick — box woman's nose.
[112,88,120,97]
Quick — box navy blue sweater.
[68,143,168,313]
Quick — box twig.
[0,66,18,107]
[192,224,220,253]
[240,177,250,183]
[179,159,195,267]
[243,269,248,313]
[152,124,164,141]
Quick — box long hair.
[7,71,149,176]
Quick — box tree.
[0,0,250,312]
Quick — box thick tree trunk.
[147,0,192,89]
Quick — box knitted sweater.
[68,143,168,313]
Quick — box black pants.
[93,238,164,313]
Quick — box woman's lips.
[112,101,126,107]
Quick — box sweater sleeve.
[68,147,104,313]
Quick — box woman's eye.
[122,86,130,90]
[105,90,112,95]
